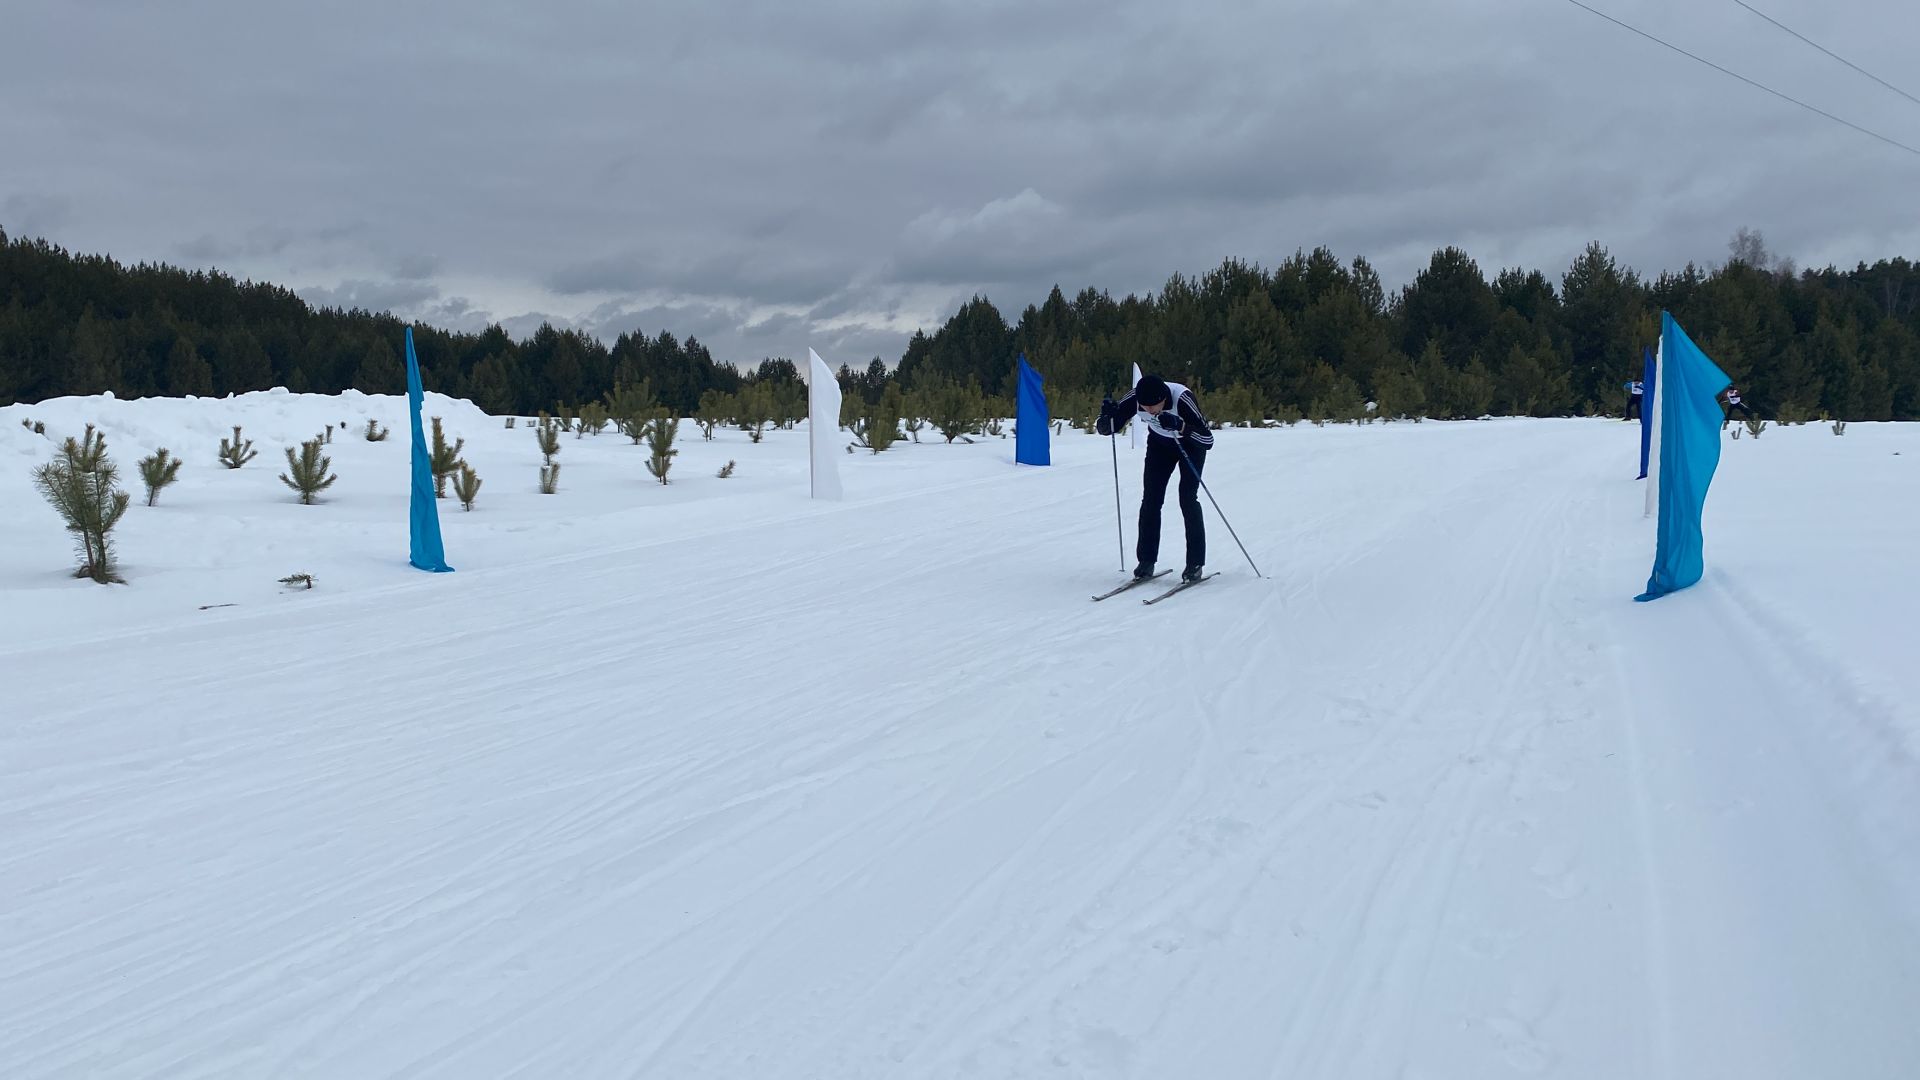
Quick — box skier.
[1097,374,1213,584]
[1722,385,1756,425]
[1624,378,1644,420]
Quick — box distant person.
[1624,378,1644,420]
[1097,374,1214,584]
[1722,385,1756,425]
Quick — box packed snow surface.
[3,390,1916,1078]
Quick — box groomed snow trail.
[2,419,1915,1079]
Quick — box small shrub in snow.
[504,417,516,429]
[365,419,390,441]
[137,447,183,506]
[33,424,130,584]
[535,412,561,461]
[428,417,465,498]
[1743,417,1767,439]
[850,383,903,454]
[695,389,731,441]
[717,459,735,478]
[922,376,985,444]
[1832,419,1848,436]
[219,425,258,469]
[280,439,338,504]
[454,462,482,510]
[22,417,47,435]
[279,572,314,590]
[578,401,610,438]
[645,412,679,485]
[736,384,774,443]
[535,413,562,494]
[608,381,656,444]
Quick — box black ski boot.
[1182,565,1204,584]
[1133,561,1156,581]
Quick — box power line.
[1731,0,1920,110]
[1558,0,1920,159]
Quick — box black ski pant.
[1138,437,1206,569]
[1625,397,1642,420]
[1722,402,1755,424]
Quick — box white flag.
[807,348,843,500]
[1130,362,1147,448]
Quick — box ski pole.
[1110,430,1126,572]
[1174,438,1263,579]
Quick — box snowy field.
[2,390,1917,1079]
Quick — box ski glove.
[1096,397,1122,436]
[1156,411,1184,432]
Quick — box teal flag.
[406,326,452,573]
[1636,312,1728,601]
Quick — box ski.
[1091,570,1171,601]
[1142,572,1219,605]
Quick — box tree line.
[3,224,1916,421]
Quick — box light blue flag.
[1014,354,1050,466]
[1635,312,1728,601]
[406,326,453,573]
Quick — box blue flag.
[1635,312,1728,601]
[1636,344,1656,479]
[406,326,453,573]
[1014,354,1050,466]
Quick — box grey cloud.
[2,193,73,239]
[393,253,440,280]
[545,249,856,307]
[1,0,1914,375]
[498,312,574,340]
[297,279,445,313]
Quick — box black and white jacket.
[1113,381,1213,448]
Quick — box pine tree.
[218,425,258,468]
[280,439,338,504]
[467,352,517,416]
[137,447,183,505]
[33,424,131,583]
[165,336,214,397]
[213,328,272,395]
[606,380,657,443]
[353,339,405,393]
[1372,358,1427,421]
[67,306,122,397]
[921,374,987,443]
[645,411,679,484]
[428,416,465,497]
[736,383,774,442]
[696,389,732,440]
[453,462,482,510]
[1493,343,1568,417]
[861,382,903,452]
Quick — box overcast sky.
[4,0,1917,369]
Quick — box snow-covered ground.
[2,390,1916,1079]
